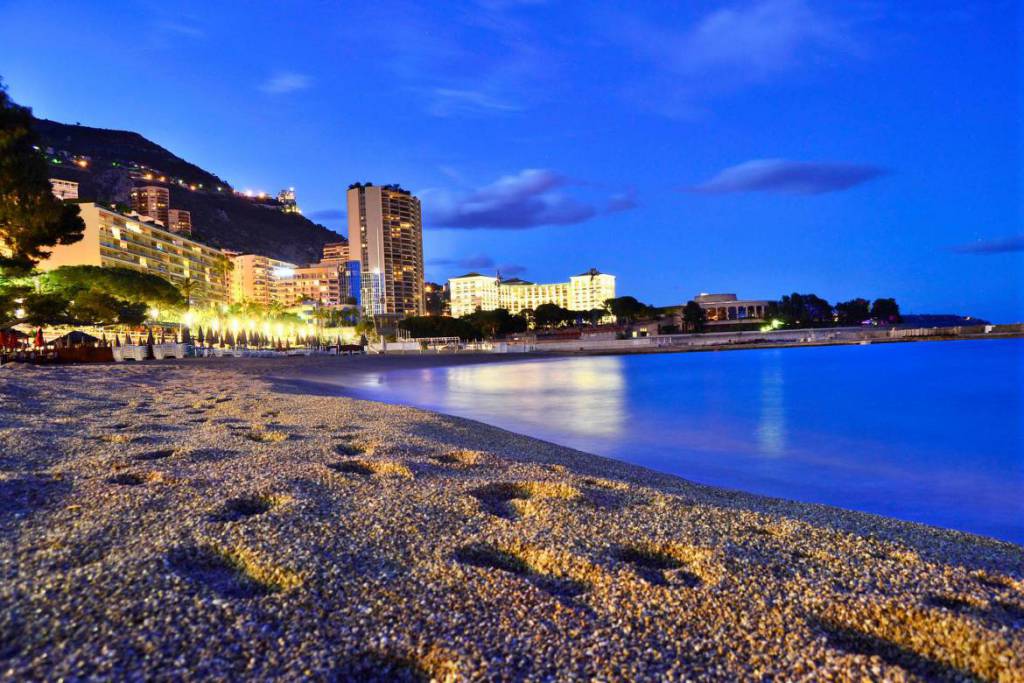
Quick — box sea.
[333,339,1024,544]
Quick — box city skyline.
[1,1,1019,321]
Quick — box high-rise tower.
[346,183,424,319]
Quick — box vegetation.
[682,300,706,332]
[0,81,85,276]
[604,296,657,324]
[398,315,479,340]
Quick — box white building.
[449,269,616,318]
[49,178,79,200]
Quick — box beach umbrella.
[101,333,107,347]
[145,328,156,360]
[196,326,204,345]
[173,331,179,344]
[125,332,133,345]
[114,334,121,347]
[34,328,44,348]
[239,329,248,347]
[159,329,166,344]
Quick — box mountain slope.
[34,118,342,264]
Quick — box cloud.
[612,0,860,117]
[692,159,887,195]
[950,235,1024,255]
[606,189,638,213]
[426,254,528,277]
[428,254,496,270]
[428,88,522,116]
[429,169,599,229]
[259,72,312,94]
[157,21,204,39]
[307,208,346,224]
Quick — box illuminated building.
[166,209,192,236]
[49,178,79,200]
[346,183,424,319]
[129,185,170,226]
[448,269,616,318]
[230,241,360,308]
[36,203,231,307]
[694,293,771,324]
[277,188,301,214]
[320,240,349,264]
[230,254,297,305]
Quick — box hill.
[33,118,342,265]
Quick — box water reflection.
[439,357,626,438]
[756,360,786,456]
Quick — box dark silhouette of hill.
[34,118,342,265]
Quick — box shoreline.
[1,357,1022,679]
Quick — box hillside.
[33,118,342,265]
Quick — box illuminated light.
[149,307,160,320]
[275,323,284,338]
[272,267,295,278]
[247,318,256,332]
[183,311,195,327]
[262,322,271,337]
[211,319,220,332]
[230,318,240,335]
[14,308,25,319]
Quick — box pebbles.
[0,356,1021,681]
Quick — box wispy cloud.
[428,169,603,230]
[157,20,205,39]
[427,254,528,276]
[692,159,888,195]
[612,0,861,117]
[950,235,1024,255]
[606,188,638,213]
[259,72,313,95]
[428,88,522,116]
[307,208,346,224]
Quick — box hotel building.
[449,270,616,318]
[37,203,231,307]
[49,178,79,200]
[320,240,350,264]
[130,185,170,226]
[347,183,424,318]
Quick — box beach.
[1,355,1022,681]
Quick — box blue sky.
[1,0,1020,320]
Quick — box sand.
[1,355,1022,681]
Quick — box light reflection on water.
[338,339,1024,543]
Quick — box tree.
[42,266,184,308]
[835,298,871,325]
[604,296,655,324]
[776,293,833,326]
[0,81,85,275]
[870,298,901,324]
[398,315,478,340]
[534,303,573,329]
[683,300,706,332]
[462,308,528,338]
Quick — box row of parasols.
[0,326,356,351]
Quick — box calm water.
[336,340,1024,544]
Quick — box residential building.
[448,270,616,318]
[37,203,230,307]
[320,240,349,264]
[129,185,170,226]
[346,183,424,318]
[166,209,192,236]
[694,293,771,324]
[230,254,298,306]
[49,178,79,200]
[229,243,360,308]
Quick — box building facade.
[277,188,300,214]
[694,293,771,324]
[230,254,298,306]
[49,178,79,200]
[320,240,349,264]
[166,209,192,236]
[37,203,231,307]
[346,183,424,318]
[230,244,360,308]
[448,270,616,318]
[129,185,170,226]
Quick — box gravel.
[1,356,1022,681]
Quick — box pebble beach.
[1,356,1022,681]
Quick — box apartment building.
[37,203,230,307]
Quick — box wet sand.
[1,356,1022,681]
